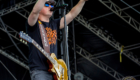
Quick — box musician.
[26,0,88,80]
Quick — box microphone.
[50,4,68,11]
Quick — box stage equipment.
[74,72,84,80]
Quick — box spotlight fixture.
[74,72,84,80]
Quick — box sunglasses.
[45,3,54,8]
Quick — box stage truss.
[0,0,140,80]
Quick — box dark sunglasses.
[45,3,54,8]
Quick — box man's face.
[40,1,54,17]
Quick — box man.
[26,0,88,80]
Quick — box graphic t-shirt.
[26,19,60,71]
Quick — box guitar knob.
[62,76,64,79]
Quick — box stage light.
[74,72,84,80]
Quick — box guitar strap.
[38,20,50,55]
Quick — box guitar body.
[48,53,68,80]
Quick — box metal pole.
[0,17,28,61]
[59,0,64,59]
[61,0,71,79]
[2,43,21,50]
[121,0,140,14]
[0,60,17,80]
[21,70,27,80]
[71,0,77,73]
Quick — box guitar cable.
[0,17,28,61]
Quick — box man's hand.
[59,0,88,29]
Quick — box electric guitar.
[19,31,68,80]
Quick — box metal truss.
[71,43,124,80]
[75,14,140,66]
[2,43,21,50]
[0,21,27,46]
[92,51,118,59]
[0,60,17,80]
[99,0,140,33]
[16,8,30,19]
[0,0,37,17]
[133,74,140,78]
[93,43,140,59]
[90,49,117,58]
[124,43,140,51]
[76,42,140,60]
[21,70,28,80]
[88,3,140,21]
[120,0,140,15]
[0,49,29,70]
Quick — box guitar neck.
[32,40,55,64]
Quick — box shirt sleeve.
[26,20,39,32]
[25,20,39,49]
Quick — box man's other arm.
[59,0,88,29]
[28,0,47,26]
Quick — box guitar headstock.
[19,31,32,43]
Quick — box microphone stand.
[61,0,71,80]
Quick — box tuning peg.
[23,40,25,43]
[25,41,27,44]
[20,39,22,42]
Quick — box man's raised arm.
[59,0,88,29]
[28,0,47,26]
